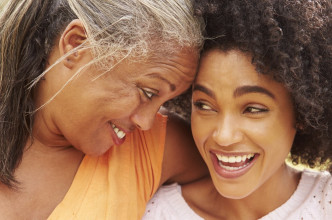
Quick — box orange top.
[48,113,167,220]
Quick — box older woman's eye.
[141,88,157,100]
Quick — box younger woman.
[0,0,206,219]
[143,0,332,219]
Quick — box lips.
[211,151,259,178]
[111,123,126,139]
[109,122,127,146]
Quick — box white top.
[143,169,332,220]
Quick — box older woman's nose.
[130,105,160,130]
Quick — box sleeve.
[47,113,168,220]
[105,113,168,219]
[132,113,168,200]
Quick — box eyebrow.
[234,86,275,99]
[193,84,275,99]
[147,73,176,91]
[192,84,215,99]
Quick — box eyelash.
[194,101,269,115]
[141,88,157,100]
[243,106,269,114]
[193,101,214,111]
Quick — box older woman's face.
[34,47,198,155]
[191,49,296,199]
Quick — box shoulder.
[145,183,182,210]
[287,169,332,219]
[300,169,332,194]
[300,170,332,218]
[261,169,332,220]
[143,183,203,220]
[301,169,332,201]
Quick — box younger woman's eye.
[244,106,269,114]
[193,101,213,111]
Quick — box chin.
[221,192,252,200]
[215,185,254,200]
[81,143,112,156]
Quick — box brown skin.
[180,49,301,220]
[160,111,208,186]
[0,20,207,219]
[34,20,198,156]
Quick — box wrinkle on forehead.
[145,73,176,91]
[153,51,198,79]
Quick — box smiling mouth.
[111,123,126,139]
[215,153,256,171]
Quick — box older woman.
[0,0,206,219]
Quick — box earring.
[296,123,304,131]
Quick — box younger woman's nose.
[212,116,243,147]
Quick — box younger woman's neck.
[184,163,301,220]
[217,164,301,219]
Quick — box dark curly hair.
[166,0,332,171]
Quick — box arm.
[159,111,208,185]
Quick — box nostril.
[128,125,137,131]
[131,109,158,130]
[135,124,141,129]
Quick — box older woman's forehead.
[147,50,198,80]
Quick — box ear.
[59,19,87,69]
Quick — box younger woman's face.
[191,49,296,198]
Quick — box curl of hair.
[0,0,203,187]
[191,0,332,171]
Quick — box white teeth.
[218,161,250,171]
[216,153,255,163]
[216,154,229,162]
[228,156,236,163]
[117,130,126,139]
[111,123,126,139]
